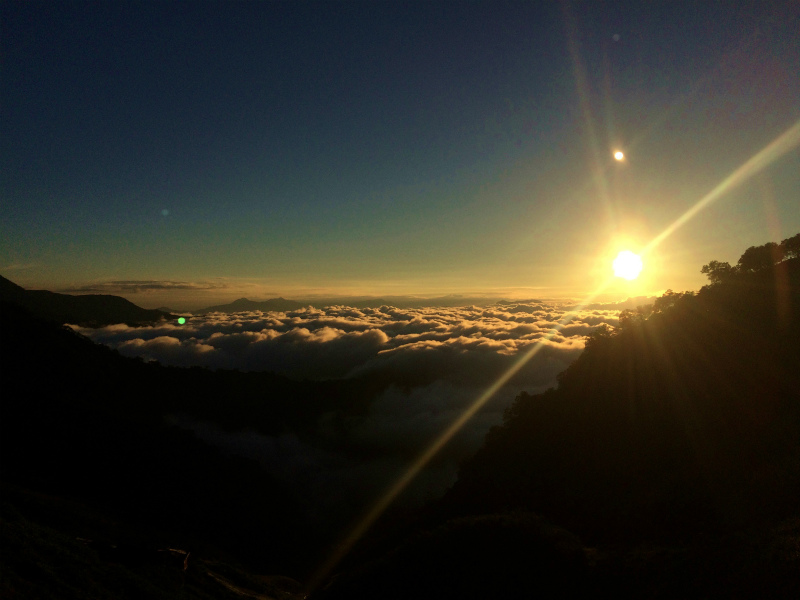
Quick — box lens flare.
[644,118,800,256]
[304,117,800,598]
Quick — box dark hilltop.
[0,275,175,327]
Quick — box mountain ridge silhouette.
[0,274,175,326]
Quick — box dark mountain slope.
[445,256,800,541]
[0,305,313,573]
[0,300,378,435]
[317,239,800,599]
[0,275,174,326]
[0,303,389,579]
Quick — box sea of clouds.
[70,302,621,525]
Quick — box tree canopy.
[701,233,800,283]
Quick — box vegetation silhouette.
[445,234,800,536]
[318,235,800,599]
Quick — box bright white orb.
[614,151,624,161]
[613,250,643,280]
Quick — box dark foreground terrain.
[2,236,799,598]
[316,236,800,599]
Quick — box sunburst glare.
[613,250,643,280]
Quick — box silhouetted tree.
[583,322,614,348]
[700,260,736,284]
[652,289,694,313]
[782,233,800,259]
[737,242,782,272]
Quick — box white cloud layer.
[72,303,617,380]
[71,302,620,523]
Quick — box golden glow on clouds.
[613,250,643,280]
[304,281,613,595]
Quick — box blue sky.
[2,0,799,308]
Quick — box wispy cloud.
[61,279,232,294]
[1,263,38,271]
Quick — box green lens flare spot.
[178,317,186,325]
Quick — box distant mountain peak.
[194,297,304,314]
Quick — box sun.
[613,150,624,161]
[613,250,643,280]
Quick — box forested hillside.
[320,235,800,599]
[452,239,799,531]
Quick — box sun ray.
[561,2,616,229]
[303,277,615,594]
[303,103,800,600]
[643,118,800,257]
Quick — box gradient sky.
[2,0,799,309]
